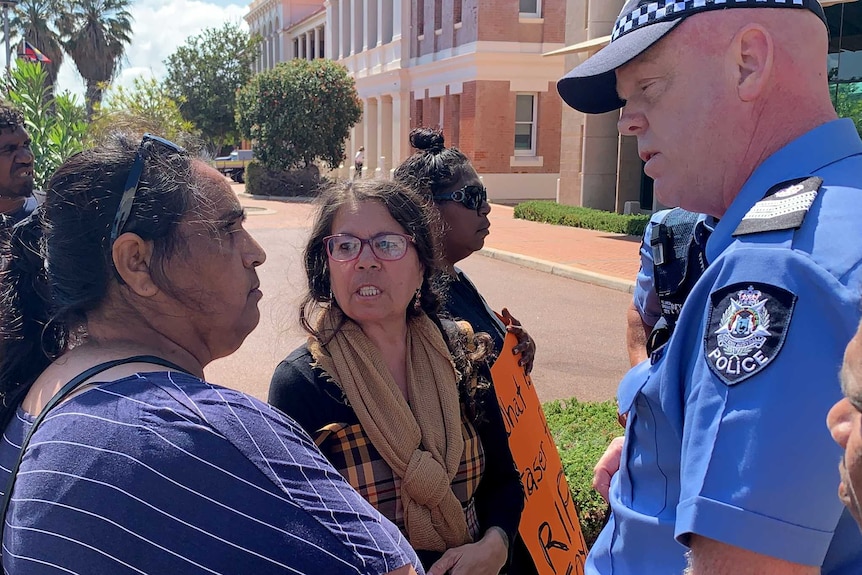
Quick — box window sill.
[417,34,425,40]
[434,28,442,36]
[454,21,462,29]
[519,16,543,24]
[510,155,543,167]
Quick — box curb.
[478,247,636,294]
[238,192,314,203]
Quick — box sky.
[54,0,249,99]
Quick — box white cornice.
[286,10,326,35]
[406,49,566,95]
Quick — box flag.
[19,41,51,64]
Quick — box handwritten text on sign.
[491,330,588,575]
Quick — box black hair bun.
[409,127,445,153]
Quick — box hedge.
[245,160,328,197]
[514,201,650,236]
[544,398,621,549]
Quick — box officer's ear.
[731,24,773,103]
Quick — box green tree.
[163,22,259,154]
[831,81,862,137]
[236,59,362,171]
[90,76,200,149]
[8,61,87,189]
[8,0,65,95]
[58,0,133,118]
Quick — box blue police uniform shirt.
[588,119,862,574]
[633,210,715,327]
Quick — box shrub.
[514,201,650,236]
[544,398,621,548]
[245,160,326,197]
[236,59,362,171]
[8,61,88,190]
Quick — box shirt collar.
[706,119,862,262]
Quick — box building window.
[519,0,540,17]
[514,93,537,156]
[454,0,462,24]
[434,0,442,31]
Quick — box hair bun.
[409,128,445,153]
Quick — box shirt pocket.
[616,362,670,516]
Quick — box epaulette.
[733,176,822,237]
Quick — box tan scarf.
[309,308,472,551]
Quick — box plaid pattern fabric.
[315,412,485,540]
[612,0,806,41]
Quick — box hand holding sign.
[502,307,536,374]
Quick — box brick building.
[246,1,568,202]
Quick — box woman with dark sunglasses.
[0,134,422,575]
[268,178,523,575]
[394,128,537,377]
[393,128,540,574]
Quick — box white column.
[379,95,393,176]
[313,26,320,59]
[366,97,379,173]
[275,31,281,63]
[327,0,339,59]
[305,32,312,60]
[391,92,410,165]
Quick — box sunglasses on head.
[432,184,487,215]
[110,133,187,244]
[324,232,414,262]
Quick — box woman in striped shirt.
[0,134,422,575]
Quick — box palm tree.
[6,0,65,96]
[58,0,132,118]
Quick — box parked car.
[213,150,253,183]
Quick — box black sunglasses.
[433,184,488,215]
[109,133,186,244]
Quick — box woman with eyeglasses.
[393,128,540,574]
[393,128,537,376]
[0,134,422,575]
[268,178,523,575]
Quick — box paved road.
[205,197,632,404]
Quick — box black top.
[445,270,507,355]
[269,344,524,570]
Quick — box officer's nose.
[618,104,647,137]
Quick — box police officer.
[627,208,714,366]
[558,1,862,574]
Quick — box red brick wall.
[535,83,562,172]
[443,90,461,148]
[456,80,560,174]
[458,81,477,160]
[410,80,561,174]
[475,0,565,44]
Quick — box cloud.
[55,0,248,99]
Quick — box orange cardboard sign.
[491,330,588,575]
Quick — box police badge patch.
[704,282,797,385]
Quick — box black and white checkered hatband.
[612,0,821,42]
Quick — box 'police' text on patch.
[704,283,796,385]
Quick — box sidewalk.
[237,188,642,294]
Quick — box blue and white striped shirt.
[0,371,422,574]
